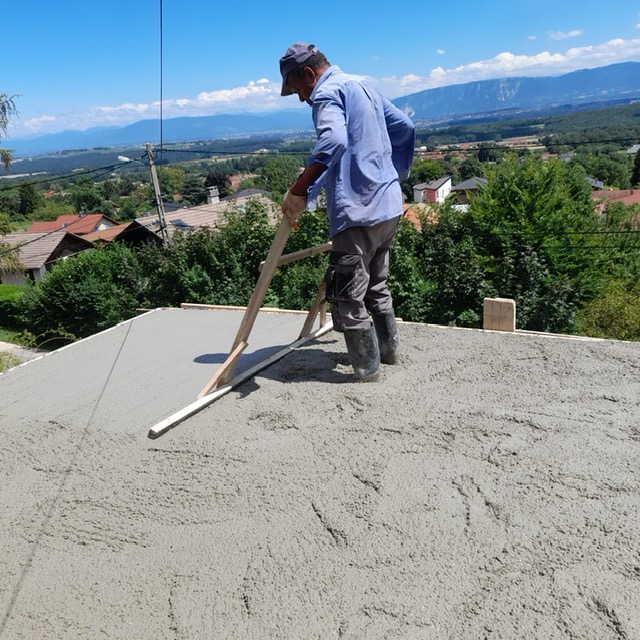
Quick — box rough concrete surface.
[0,314,639,639]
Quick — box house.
[0,231,94,285]
[591,189,640,215]
[82,220,162,246]
[586,176,604,190]
[402,202,438,231]
[135,190,278,240]
[27,213,119,236]
[413,176,452,204]
[229,173,259,192]
[451,176,488,204]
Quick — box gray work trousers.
[325,216,400,332]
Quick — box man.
[279,42,415,381]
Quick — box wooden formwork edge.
[180,303,305,315]
[147,321,334,439]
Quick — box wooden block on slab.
[483,297,516,332]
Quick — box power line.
[0,157,146,193]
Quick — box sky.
[4,0,640,139]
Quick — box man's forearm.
[289,161,328,196]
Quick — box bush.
[0,284,23,327]
[16,243,142,342]
[576,280,640,341]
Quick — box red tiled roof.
[83,223,132,243]
[402,203,439,231]
[27,214,118,235]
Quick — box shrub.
[576,280,640,341]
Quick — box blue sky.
[4,0,640,139]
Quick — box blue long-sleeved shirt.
[305,65,416,238]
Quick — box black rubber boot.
[343,326,380,382]
[372,311,400,364]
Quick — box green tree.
[418,204,486,327]
[255,155,304,197]
[577,280,640,341]
[0,94,19,171]
[140,199,276,308]
[16,242,143,342]
[204,168,232,198]
[0,188,20,220]
[69,178,103,213]
[182,174,206,205]
[0,212,11,234]
[458,156,484,181]
[631,149,640,187]
[157,166,185,200]
[468,155,602,332]
[387,218,430,322]
[18,183,41,217]
[29,197,74,222]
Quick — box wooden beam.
[181,303,303,315]
[148,321,333,439]
[259,241,332,271]
[299,280,327,339]
[198,217,293,395]
[197,340,247,399]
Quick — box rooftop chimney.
[206,186,220,205]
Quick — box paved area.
[0,341,43,366]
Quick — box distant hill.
[8,61,640,156]
[10,111,314,156]
[392,61,640,123]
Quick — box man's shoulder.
[315,66,373,99]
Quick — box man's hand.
[281,190,307,227]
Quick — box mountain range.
[8,61,640,157]
[393,61,640,123]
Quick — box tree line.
[1,154,639,349]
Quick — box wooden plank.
[148,321,334,439]
[198,217,293,396]
[299,280,327,339]
[181,303,302,315]
[197,340,247,399]
[259,241,332,271]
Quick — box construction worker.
[279,43,416,381]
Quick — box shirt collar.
[310,65,341,103]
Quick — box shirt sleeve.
[303,96,349,210]
[382,97,416,181]
[310,97,348,170]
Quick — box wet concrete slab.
[0,307,312,436]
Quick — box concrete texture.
[0,312,639,639]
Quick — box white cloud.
[436,49,446,55]
[549,29,583,41]
[528,35,537,41]
[21,114,56,133]
[9,36,640,136]
[636,22,640,29]
[372,37,640,98]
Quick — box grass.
[0,327,28,345]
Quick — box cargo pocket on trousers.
[325,252,362,304]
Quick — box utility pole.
[145,143,169,246]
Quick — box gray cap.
[279,43,318,96]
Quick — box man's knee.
[325,251,369,331]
